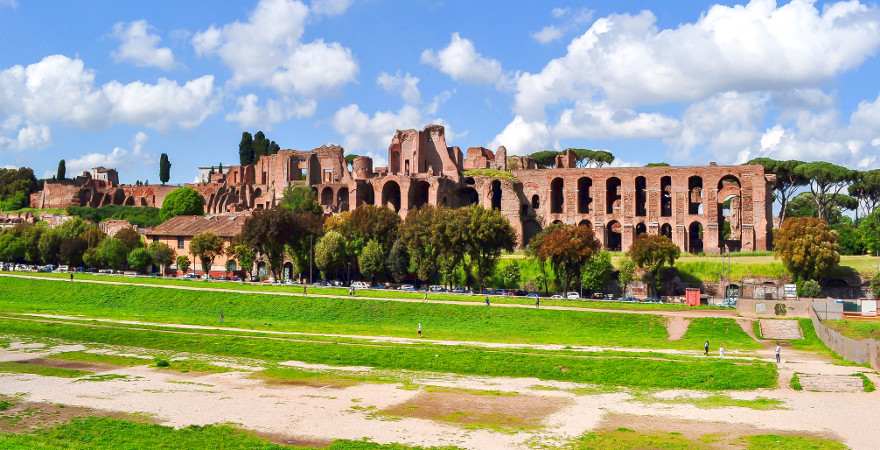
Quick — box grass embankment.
[569,428,845,450]
[0,361,89,378]
[0,277,758,351]
[1,271,725,311]
[0,318,776,390]
[0,416,452,450]
[825,319,880,341]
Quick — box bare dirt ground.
[1,338,879,449]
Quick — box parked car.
[527,293,540,300]
[450,287,468,294]
[399,284,416,291]
[351,281,370,289]
[429,285,445,292]
[550,294,563,299]
[566,292,580,300]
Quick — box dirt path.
[665,317,690,341]
[1,343,879,450]
[12,313,764,359]
[0,273,738,318]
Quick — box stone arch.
[606,220,622,251]
[381,180,401,212]
[459,186,478,206]
[491,180,502,210]
[112,188,126,205]
[688,175,703,215]
[660,176,672,217]
[550,178,564,214]
[359,185,375,206]
[531,194,540,210]
[688,221,704,254]
[124,196,135,206]
[635,222,647,236]
[337,187,350,211]
[578,219,592,229]
[606,177,621,214]
[635,176,647,217]
[551,219,563,225]
[660,223,673,239]
[320,187,333,206]
[410,180,430,210]
[577,177,592,214]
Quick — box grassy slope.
[0,416,452,450]
[825,319,880,340]
[0,277,759,350]
[0,318,776,390]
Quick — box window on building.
[152,236,159,243]
[177,237,185,249]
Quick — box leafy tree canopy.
[775,217,839,281]
[160,187,205,221]
[280,185,322,215]
[0,167,38,211]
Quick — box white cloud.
[0,123,51,151]
[554,101,679,140]
[0,0,17,8]
[670,91,767,160]
[225,93,316,128]
[377,72,420,105]
[0,55,218,132]
[421,33,505,85]
[310,0,352,16]
[332,104,422,154]
[532,26,565,44]
[111,20,175,70]
[515,0,880,119]
[67,131,152,177]
[490,115,553,154]
[425,90,453,115]
[192,0,357,97]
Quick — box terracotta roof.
[145,212,251,238]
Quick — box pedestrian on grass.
[719,346,725,358]
[417,322,422,337]
[424,290,428,302]
[535,297,540,309]
[69,272,73,282]
[485,296,491,307]
[704,340,710,356]
[349,286,354,296]
[303,285,307,295]
[220,309,224,323]
[775,343,781,364]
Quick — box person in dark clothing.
[485,296,490,306]
[704,340,710,356]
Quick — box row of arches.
[546,220,704,253]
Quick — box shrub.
[154,358,170,368]
[774,217,839,281]
[127,248,153,274]
[797,279,822,298]
[790,373,802,391]
[160,187,205,221]
[871,273,880,299]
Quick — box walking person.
[485,296,491,307]
[535,297,540,309]
[704,340,710,356]
[69,272,73,282]
[719,346,725,358]
[417,322,422,338]
[775,343,781,364]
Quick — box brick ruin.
[31,167,177,210]
[31,124,774,253]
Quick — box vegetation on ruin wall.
[825,320,880,341]
[67,205,163,227]
[462,168,517,181]
[0,277,757,350]
[0,318,774,389]
[0,416,452,450]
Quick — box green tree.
[82,247,101,269]
[160,187,205,221]
[280,185,322,214]
[227,243,256,280]
[570,148,614,168]
[0,167,38,211]
[56,159,66,180]
[253,131,269,159]
[794,162,856,223]
[79,225,106,248]
[58,237,88,267]
[176,255,191,274]
[832,222,865,255]
[387,238,409,283]
[96,238,130,270]
[871,273,880,299]
[399,206,443,284]
[338,205,401,254]
[581,250,613,294]
[628,235,680,297]
[37,228,63,264]
[269,140,280,154]
[498,263,521,289]
[190,232,225,275]
[0,232,26,262]
[775,217,839,281]
[618,258,637,298]
[785,192,855,225]
[314,231,347,280]
[114,227,143,253]
[241,208,321,281]
[531,224,601,294]
[462,206,516,293]
[748,158,807,223]
[859,210,880,256]
[358,239,384,283]
[238,132,254,165]
[849,169,880,219]
[528,150,559,168]
[797,279,822,298]
[159,153,171,185]
[645,162,670,167]
[147,241,175,275]
[127,248,153,274]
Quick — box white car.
[550,294,563,299]
[566,292,580,300]
[351,281,370,289]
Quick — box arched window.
[577,177,592,213]
[550,178,564,213]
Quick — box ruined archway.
[635,176,647,217]
[410,180,430,210]
[531,194,540,210]
[337,187,350,212]
[550,178,564,213]
[320,187,333,206]
[688,222,704,254]
[660,223,673,240]
[660,176,672,217]
[578,219,592,229]
[491,180,502,210]
[459,187,478,206]
[577,177,592,213]
[381,181,401,212]
[606,220,622,251]
[635,222,647,236]
[688,176,703,215]
[606,178,621,215]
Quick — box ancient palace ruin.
[32,124,774,253]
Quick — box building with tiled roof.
[143,212,252,276]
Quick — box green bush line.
[0,277,759,350]
[0,318,776,390]
[789,373,802,391]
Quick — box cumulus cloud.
[0,123,51,151]
[490,116,553,154]
[0,55,218,149]
[669,91,768,161]
[377,72,421,105]
[532,26,565,44]
[332,104,422,154]
[531,7,593,44]
[225,93,316,128]
[514,0,880,118]
[67,131,152,177]
[192,0,357,96]
[421,33,505,86]
[310,0,352,16]
[111,20,175,70]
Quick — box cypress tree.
[56,159,66,180]
[253,131,269,159]
[239,132,255,165]
[159,153,171,185]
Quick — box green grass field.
[0,317,775,390]
[0,277,758,351]
[568,428,845,450]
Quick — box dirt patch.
[380,390,570,432]
[597,413,842,448]
[252,431,333,448]
[22,358,119,372]
[0,396,137,433]
[666,317,690,340]
[737,319,759,341]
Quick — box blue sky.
[2,0,880,184]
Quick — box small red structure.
[685,288,701,307]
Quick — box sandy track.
[0,273,738,318]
